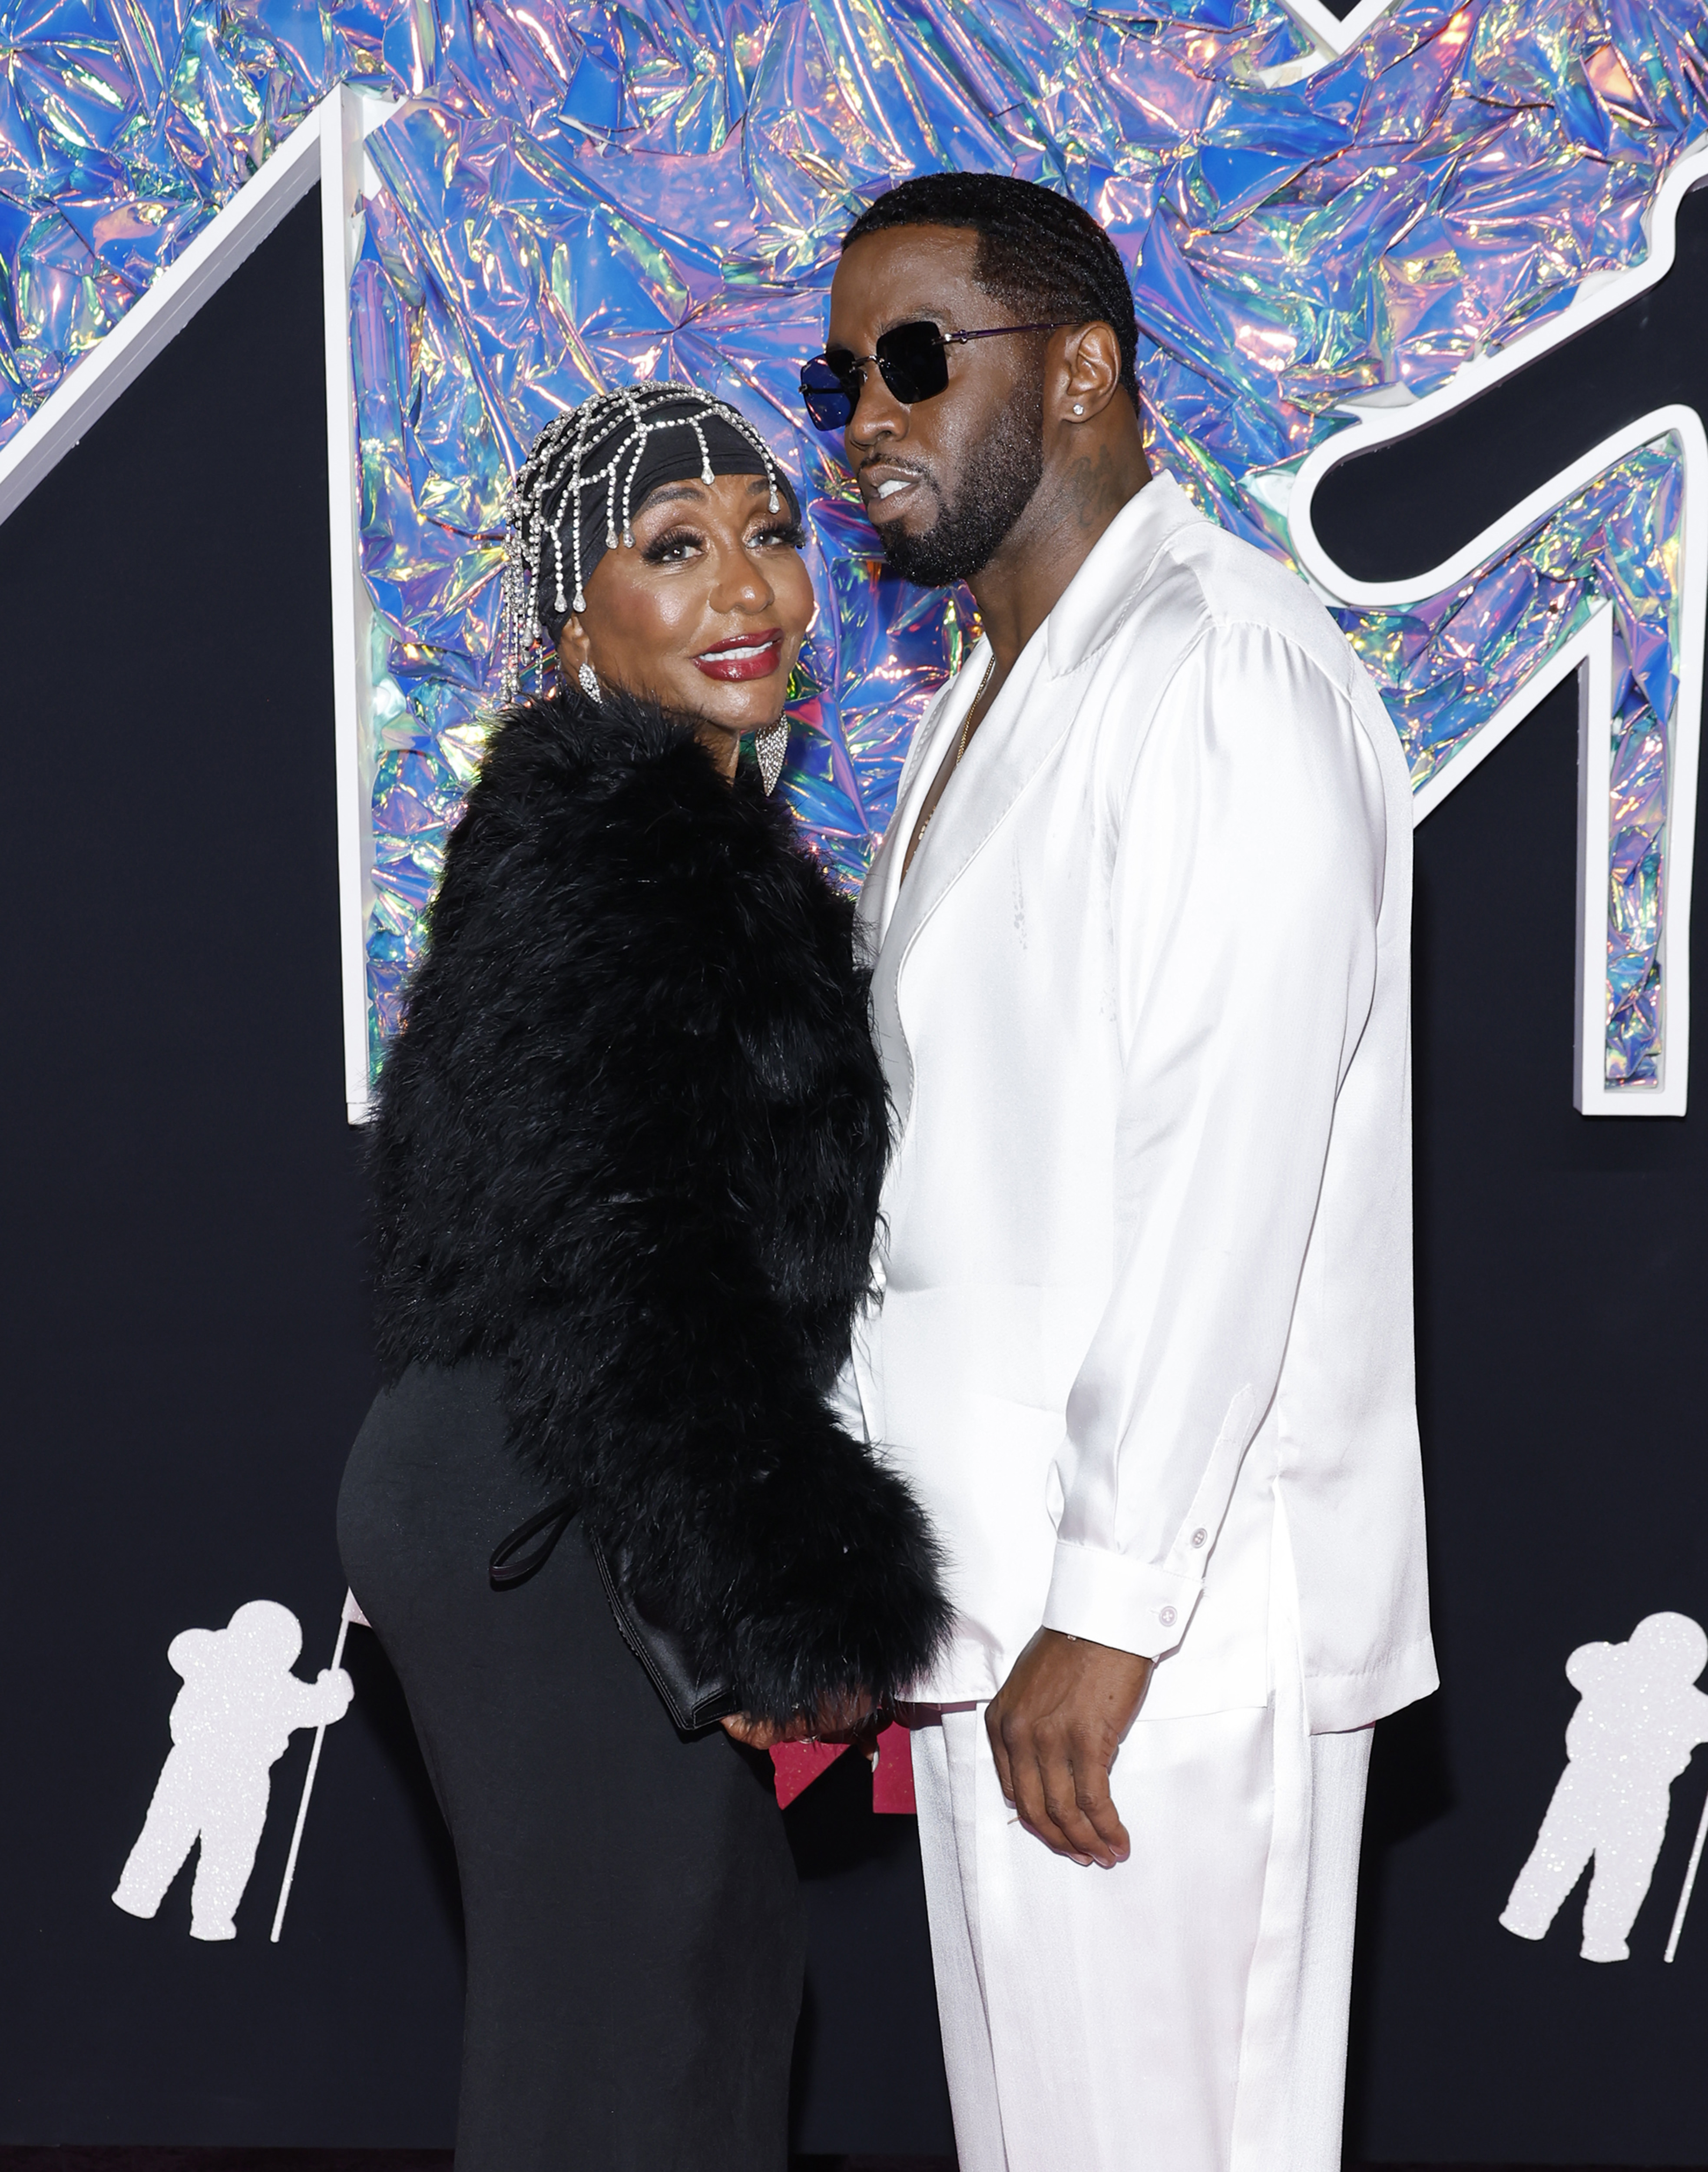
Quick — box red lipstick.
[694,628,783,682]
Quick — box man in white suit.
[804,174,1436,2171]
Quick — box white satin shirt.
[841,472,1436,1732]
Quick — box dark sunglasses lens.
[875,321,949,404]
[802,386,852,431]
[800,353,855,432]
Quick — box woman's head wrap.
[498,382,801,706]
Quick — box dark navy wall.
[0,195,459,2144]
[1352,673,1708,2165]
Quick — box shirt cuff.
[1041,1541,1203,1660]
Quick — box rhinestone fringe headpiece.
[498,382,786,707]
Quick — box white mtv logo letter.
[1501,1612,1708,1963]
[113,1600,353,1942]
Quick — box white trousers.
[911,1618,1371,2171]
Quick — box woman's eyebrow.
[637,475,774,520]
[637,482,705,513]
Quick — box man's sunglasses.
[799,318,1070,433]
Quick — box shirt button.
[1191,1528,1208,1548]
[1159,1605,1177,1628]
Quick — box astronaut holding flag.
[1502,1611,1708,1963]
[113,1598,354,1942]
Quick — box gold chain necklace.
[910,654,994,860]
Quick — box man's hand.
[985,1629,1153,1867]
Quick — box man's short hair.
[842,172,1141,409]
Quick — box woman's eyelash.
[640,526,704,564]
[639,519,804,563]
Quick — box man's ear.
[1056,321,1123,422]
[556,616,592,679]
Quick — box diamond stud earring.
[1072,401,1085,415]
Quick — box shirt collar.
[1043,470,1204,679]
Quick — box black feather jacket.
[368,682,949,1725]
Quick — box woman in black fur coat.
[338,385,947,2172]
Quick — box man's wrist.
[1042,1539,1202,1660]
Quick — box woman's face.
[555,472,814,778]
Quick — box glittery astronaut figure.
[1501,1612,1708,1963]
[112,1600,353,1941]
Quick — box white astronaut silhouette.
[112,1599,353,1942]
[1501,1611,1708,1963]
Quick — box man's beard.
[871,385,1044,587]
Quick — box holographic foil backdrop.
[5,0,1705,1083]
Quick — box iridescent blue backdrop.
[4,0,1703,1083]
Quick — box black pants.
[337,1361,804,2171]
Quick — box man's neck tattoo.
[1066,444,1127,533]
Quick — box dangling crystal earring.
[578,659,601,704]
[755,721,788,795]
